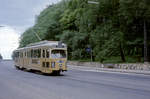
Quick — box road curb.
[68,65,150,75]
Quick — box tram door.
[24,50,28,69]
[23,51,26,68]
[41,48,51,73]
[42,48,50,73]
[41,49,46,72]
[45,49,50,73]
[20,51,24,68]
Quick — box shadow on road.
[16,67,66,77]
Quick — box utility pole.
[87,1,99,62]
[144,20,149,63]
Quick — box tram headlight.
[51,62,55,68]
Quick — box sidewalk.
[68,65,150,75]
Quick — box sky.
[0,0,61,59]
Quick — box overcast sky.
[0,0,61,59]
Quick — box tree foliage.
[19,0,150,63]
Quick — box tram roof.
[15,40,67,51]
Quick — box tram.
[13,40,67,74]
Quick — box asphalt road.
[0,61,150,99]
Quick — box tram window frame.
[17,52,19,58]
[18,52,19,58]
[34,50,36,58]
[20,52,21,58]
[38,49,41,58]
[29,50,31,58]
[35,49,40,58]
[30,49,40,58]
[13,52,16,59]
[31,50,34,58]
[19,52,21,58]
[24,51,26,57]
[21,52,23,58]
[20,52,23,58]
[42,49,45,58]
[26,51,27,57]
[46,49,49,58]
[15,52,19,58]
[27,51,30,58]
[22,52,24,58]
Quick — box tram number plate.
[59,64,62,67]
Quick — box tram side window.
[20,52,23,58]
[43,50,45,58]
[29,51,31,58]
[38,49,41,58]
[27,51,30,58]
[14,52,16,59]
[31,50,34,58]
[14,52,19,59]
[34,50,37,58]
[17,52,19,58]
[35,49,41,58]
[21,52,23,58]
[24,52,26,57]
[30,49,41,58]
[25,51,27,57]
[46,49,49,58]
[19,52,21,58]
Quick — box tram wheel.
[15,66,20,70]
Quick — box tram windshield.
[51,50,66,58]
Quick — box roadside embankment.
[67,61,150,75]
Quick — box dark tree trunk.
[120,43,126,62]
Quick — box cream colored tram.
[13,41,67,74]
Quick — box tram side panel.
[14,46,67,74]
